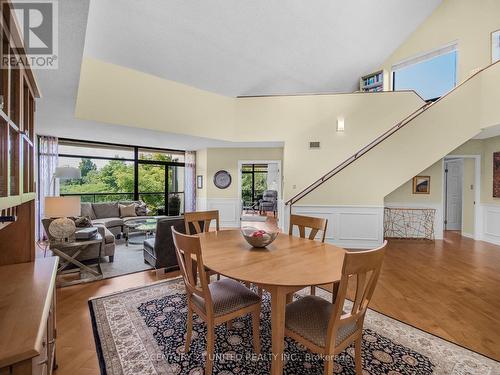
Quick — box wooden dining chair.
[172,228,262,375]
[184,210,220,234]
[289,214,329,295]
[184,210,221,282]
[284,241,387,375]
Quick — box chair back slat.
[184,210,220,234]
[325,241,387,349]
[171,228,213,312]
[289,214,328,242]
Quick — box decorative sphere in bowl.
[241,227,278,248]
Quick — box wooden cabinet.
[0,258,58,375]
[0,0,40,262]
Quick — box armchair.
[259,189,278,216]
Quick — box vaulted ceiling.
[83,0,442,97]
[35,0,447,147]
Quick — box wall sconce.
[337,117,345,132]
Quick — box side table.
[50,233,103,286]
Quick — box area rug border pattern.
[88,278,500,375]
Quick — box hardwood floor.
[53,230,500,374]
[344,231,500,361]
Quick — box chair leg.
[205,323,215,375]
[226,320,232,330]
[216,273,221,281]
[323,354,333,375]
[185,304,193,353]
[286,293,293,304]
[257,287,263,297]
[251,307,261,354]
[355,336,363,375]
[310,286,316,295]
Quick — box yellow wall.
[236,93,423,200]
[385,160,443,204]
[382,0,500,85]
[200,148,284,199]
[76,58,236,141]
[383,135,500,235]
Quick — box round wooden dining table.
[197,229,346,375]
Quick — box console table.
[0,257,58,375]
[384,207,436,240]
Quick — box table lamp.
[45,196,81,242]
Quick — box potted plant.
[168,194,181,216]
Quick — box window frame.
[44,137,186,214]
[391,42,458,101]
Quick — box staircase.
[286,60,500,211]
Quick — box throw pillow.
[80,202,96,220]
[119,203,137,218]
[72,216,93,228]
[135,201,149,216]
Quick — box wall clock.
[213,170,232,189]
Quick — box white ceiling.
[34,0,282,149]
[39,0,481,149]
[83,0,442,97]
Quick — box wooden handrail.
[285,60,500,208]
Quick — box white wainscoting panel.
[206,198,241,228]
[384,202,444,240]
[288,205,384,249]
[480,204,500,245]
[196,197,207,211]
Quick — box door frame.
[237,160,282,217]
[442,155,481,239]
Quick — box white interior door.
[445,159,463,231]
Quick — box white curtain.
[267,163,280,193]
[184,151,196,212]
[38,136,58,239]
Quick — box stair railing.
[285,60,500,215]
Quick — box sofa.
[42,218,116,262]
[81,201,165,237]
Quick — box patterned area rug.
[89,278,500,374]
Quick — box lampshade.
[44,196,81,218]
[54,166,81,180]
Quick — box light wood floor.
[53,230,500,374]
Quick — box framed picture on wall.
[493,152,500,197]
[492,29,500,63]
[196,175,203,189]
[412,176,430,194]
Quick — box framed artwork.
[492,29,500,63]
[196,175,203,189]
[412,176,430,194]
[493,152,500,197]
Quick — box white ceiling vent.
[309,141,320,149]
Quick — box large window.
[56,139,185,215]
[392,45,457,101]
[241,164,267,205]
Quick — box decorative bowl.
[241,227,278,248]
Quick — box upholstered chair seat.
[192,278,261,317]
[285,295,357,348]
